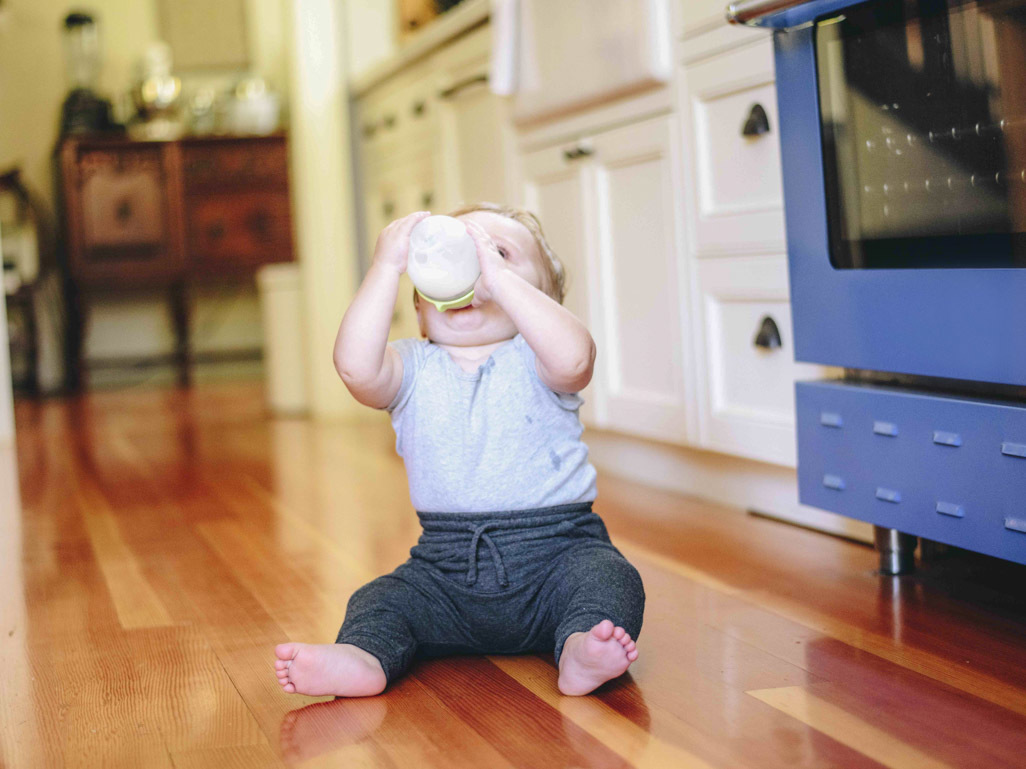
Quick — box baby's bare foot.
[274,642,387,697]
[557,619,638,696]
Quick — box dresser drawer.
[797,381,1026,565]
[680,38,785,257]
[181,139,288,189]
[185,191,293,271]
[67,144,182,283]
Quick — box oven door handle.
[726,0,821,28]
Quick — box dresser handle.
[742,103,771,137]
[753,315,782,349]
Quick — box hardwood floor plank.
[169,744,284,769]
[78,487,174,630]
[413,656,636,769]
[747,686,954,769]
[488,654,720,769]
[619,540,1026,718]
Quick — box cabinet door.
[694,255,835,466]
[519,143,598,425]
[679,39,785,258]
[589,115,691,443]
[437,33,510,208]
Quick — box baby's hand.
[372,211,431,274]
[464,220,508,306]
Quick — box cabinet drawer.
[695,256,832,466]
[681,38,785,257]
[797,381,1026,566]
[185,191,293,271]
[181,139,288,189]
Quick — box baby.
[274,203,645,697]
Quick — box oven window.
[817,0,1026,268]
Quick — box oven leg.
[874,526,917,576]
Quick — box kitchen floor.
[4,383,1026,768]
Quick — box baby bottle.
[407,215,480,311]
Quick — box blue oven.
[728,0,1026,572]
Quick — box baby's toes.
[612,626,625,641]
[627,648,639,661]
[274,659,291,672]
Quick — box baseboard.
[585,428,874,544]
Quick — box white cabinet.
[693,256,831,467]
[679,38,785,258]
[435,26,512,207]
[520,114,692,444]
[520,139,596,424]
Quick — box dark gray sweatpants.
[336,502,645,684]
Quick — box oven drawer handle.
[726,0,817,27]
[753,315,782,350]
[742,103,771,137]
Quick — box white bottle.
[407,215,480,311]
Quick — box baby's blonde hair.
[412,202,567,306]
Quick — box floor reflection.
[279,663,649,768]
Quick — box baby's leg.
[275,567,437,697]
[544,542,645,696]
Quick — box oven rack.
[858,169,1026,198]
[864,116,1026,154]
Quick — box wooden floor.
[4,383,1026,768]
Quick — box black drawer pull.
[563,145,595,161]
[753,315,781,349]
[742,103,771,137]
[439,74,489,100]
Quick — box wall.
[0,0,288,381]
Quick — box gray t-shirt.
[384,333,598,513]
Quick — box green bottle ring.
[415,287,475,312]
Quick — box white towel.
[489,0,519,95]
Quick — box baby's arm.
[333,211,430,408]
[465,222,596,394]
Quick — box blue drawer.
[796,381,1026,565]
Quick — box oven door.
[767,0,1026,386]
